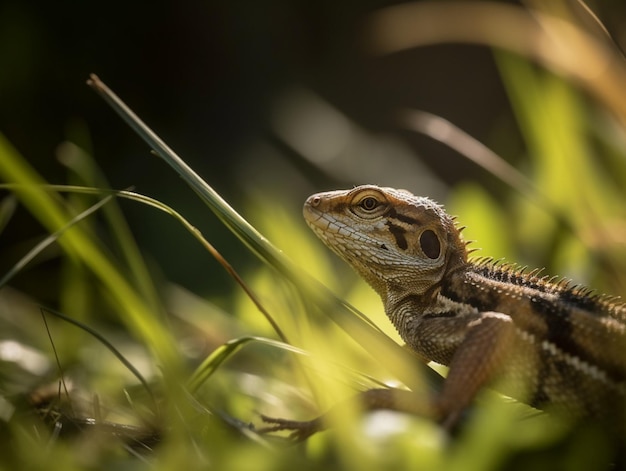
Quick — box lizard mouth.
[302,195,324,226]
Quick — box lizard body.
[293,185,626,434]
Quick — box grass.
[1,2,626,470]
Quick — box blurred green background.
[2,1,626,469]
[1,0,622,300]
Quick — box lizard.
[261,184,626,440]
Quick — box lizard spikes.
[298,185,626,437]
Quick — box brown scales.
[261,185,626,440]
[469,259,626,320]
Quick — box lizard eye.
[359,197,379,211]
[420,230,441,259]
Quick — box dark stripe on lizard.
[386,207,422,226]
[443,269,626,384]
[386,222,408,250]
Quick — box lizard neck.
[379,251,468,316]
[381,259,470,343]
[382,264,479,365]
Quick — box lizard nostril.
[310,196,321,207]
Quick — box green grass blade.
[0,183,288,342]
[0,193,113,288]
[86,75,443,395]
[187,336,307,393]
[40,306,156,405]
[86,75,283,269]
[0,134,183,380]
[0,194,17,234]
[58,142,164,315]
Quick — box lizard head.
[303,185,467,301]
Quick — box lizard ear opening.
[420,230,441,259]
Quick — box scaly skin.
[262,185,626,439]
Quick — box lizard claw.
[256,414,324,442]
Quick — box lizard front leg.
[433,311,516,428]
[259,311,516,440]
